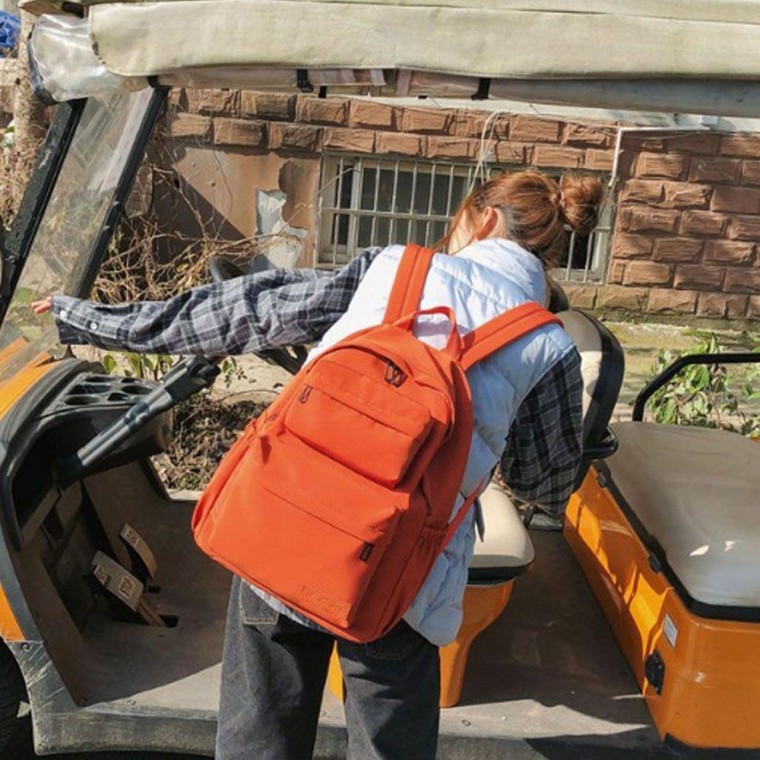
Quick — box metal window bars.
[317,154,610,283]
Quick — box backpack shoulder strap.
[460,302,561,371]
[383,244,435,323]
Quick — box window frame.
[317,152,612,283]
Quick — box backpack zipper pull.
[359,543,374,562]
[384,361,406,387]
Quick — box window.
[318,156,477,267]
[556,200,614,283]
[318,154,611,282]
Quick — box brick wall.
[597,132,760,321]
[168,89,760,321]
[168,89,617,169]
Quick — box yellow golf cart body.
[0,1,758,756]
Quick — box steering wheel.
[208,255,308,376]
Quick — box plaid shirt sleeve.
[52,245,583,512]
[50,247,383,356]
[499,350,584,516]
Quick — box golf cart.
[0,1,758,757]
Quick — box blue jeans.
[215,576,440,760]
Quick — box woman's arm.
[38,248,381,356]
[500,351,584,516]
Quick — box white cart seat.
[603,422,760,611]
[468,482,534,584]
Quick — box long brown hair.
[438,170,604,268]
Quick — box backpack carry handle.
[394,306,463,358]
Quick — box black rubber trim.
[467,561,531,585]
[297,69,314,93]
[596,458,760,623]
[75,88,168,298]
[472,78,491,100]
[662,733,757,755]
[0,100,85,324]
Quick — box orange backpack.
[192,244,559,642]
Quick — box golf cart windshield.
[0,89,158,376]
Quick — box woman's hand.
[31,297,53,315]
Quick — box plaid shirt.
[52,247,583,514]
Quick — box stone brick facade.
[0,75,755,321]
[166,88,760,321]
[599,131,760,321]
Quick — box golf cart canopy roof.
[24,0,760,116]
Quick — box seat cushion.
[557,309,624,428]
[604,422,760,610]
[468,482,534,584]
[557,310,602,419]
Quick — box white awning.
[24,0,760,115]
[78,0,760,79]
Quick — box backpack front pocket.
[218,472,401,629]
[284,357,434,487]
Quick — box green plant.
[1,122,14,151]
[648,334,760,437]
[101,351,176,381]
[219,357,247,388]
[101,351,246,387]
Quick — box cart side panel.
[564,466,760,750]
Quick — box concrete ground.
[314,530,666,760]
[8,525,755,759]
[316,529,753,760]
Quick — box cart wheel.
[0,645,25,756]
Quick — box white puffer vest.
[309,239,575,646]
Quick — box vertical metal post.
[369,159,381,245]
[445,164,456,216]
[424,164,437,245]
[347,157,362,258]
[331,156,345,267]
[389,159,400,245]
[565,229,575,281]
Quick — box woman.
[34,169,602,760]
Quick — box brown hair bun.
[442,169,605,269]
[558,175,605,235]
